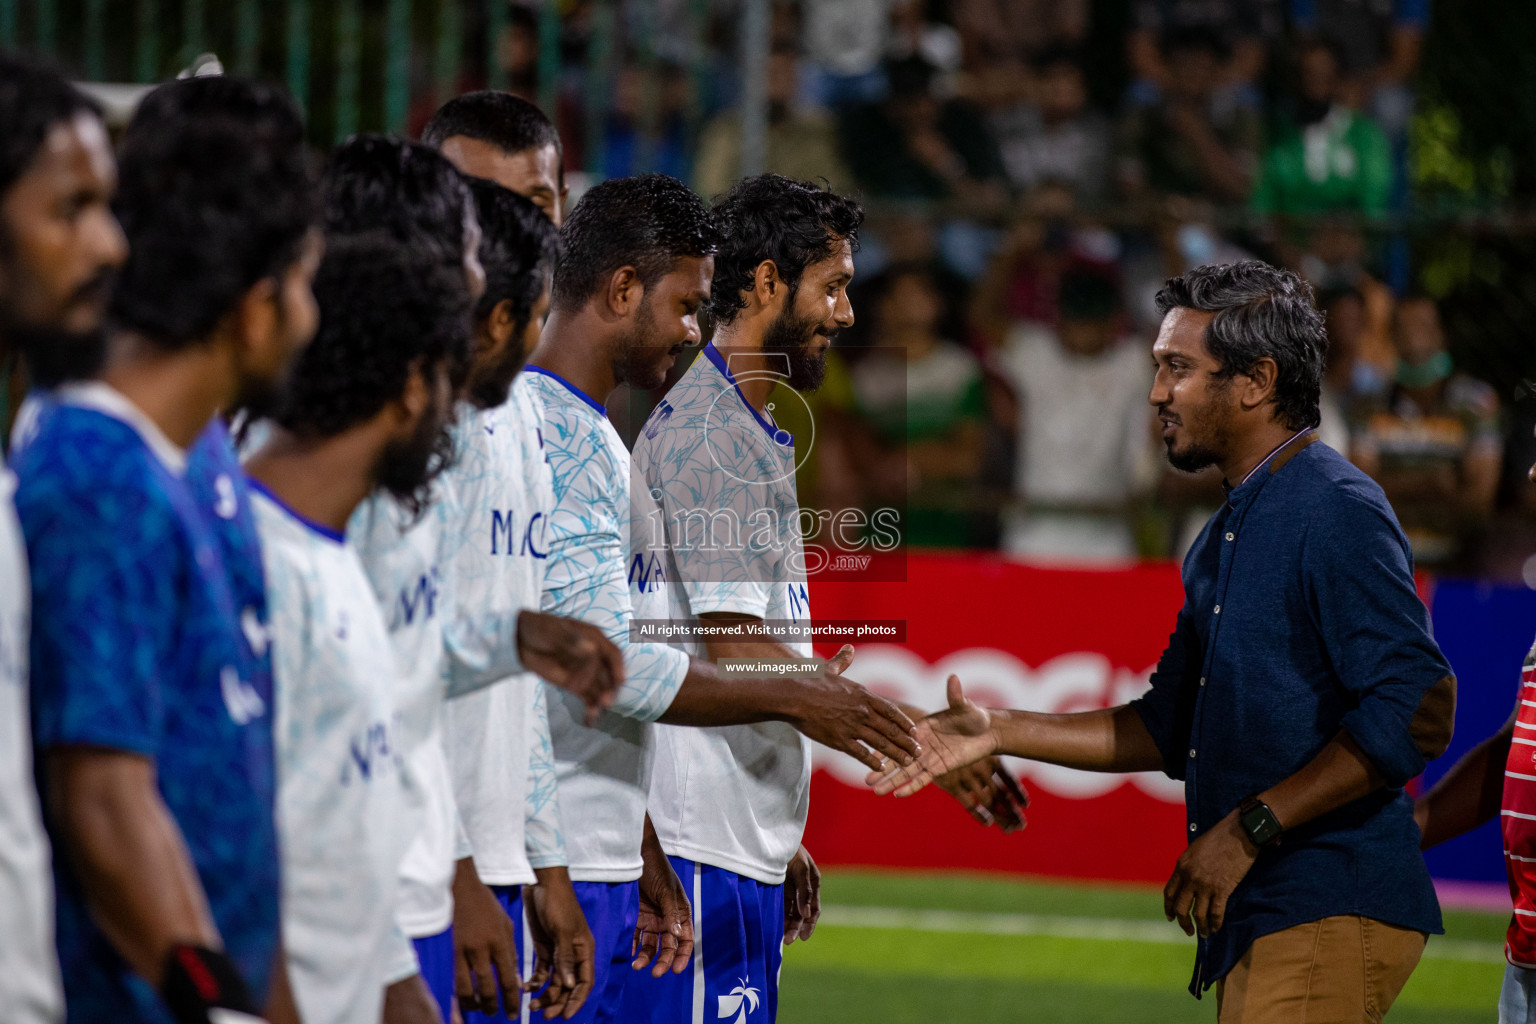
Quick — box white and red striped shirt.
[1503,638,1536,967]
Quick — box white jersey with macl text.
[0,459,62,1024]
[631,343,814,885]
[350,404,541,940]
[520,368,691,882]
[253,485,414,1024]
[439,393,566,884]
[348,490,461,944]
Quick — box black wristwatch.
[1238,796,1283,848]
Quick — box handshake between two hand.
[856,671,1025,832]
[816,647,1026,834]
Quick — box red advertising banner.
[805,553,1191,884]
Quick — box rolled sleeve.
[1304,494,1456,787]
[1130,606,1197,780]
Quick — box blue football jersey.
[187,417,275,749]
[13,387,280,1023]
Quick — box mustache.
[71,267,117,309]
[1156,405,1181,424]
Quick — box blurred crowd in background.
[10,0,1536,576]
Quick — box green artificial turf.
[774,870,1506,1023]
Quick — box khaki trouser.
[1216,916,1427,1024]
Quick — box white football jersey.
[0,459,62,1024]
[348,491,460,938]
[521,369,690,882]
[632,343,813,885]
[439,392,564,885]
[254,486,414,1024]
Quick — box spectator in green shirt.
[847,263,989,549]
[1253,38,1394,217]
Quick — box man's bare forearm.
[1257,732,1385,834]
[48,749,220,987]
[1416,714,1514,849]
[655,657,799,727]
[991,705,1165,774]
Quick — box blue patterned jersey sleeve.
[22,475,180,755]
[524,682,566,868]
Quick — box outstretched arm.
[1416,711,1515,850]
[869,676,1163,797]
[657,644,919,773]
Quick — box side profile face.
[0,111,126,351]
[613,254,713,391]
[762,238,855,393]
[1149,306,1238,473]
[470,282,551,410]
[439,135,564,226]
[233,228,325,418]
[378,358,457,505]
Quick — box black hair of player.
[109,75,318,350]
[0,51,100,201]
[1156,260,1325,432]
[324,134,473,269]
[275,231,473,514]
[468,178,559,331]
[706,174,863,327]
[421,91,564,186]
[550,173,717,315]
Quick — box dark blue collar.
[247,475,347,544]
[1223,429,1317,506]
[702,342,794,447]
[525,364,608,417]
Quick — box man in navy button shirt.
[872,260,1456,1022]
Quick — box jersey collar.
[246,475,347,544]
[525,365,608,417]
[701,342,794,448]
[56,381,188,476]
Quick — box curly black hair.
[1155,260,1326,432]
[0,51,99,201]
[422,91,563,185]
[324,134,473,270]
[277,231,472,438]
[551,173,717,314]
[468,177,560,331]
[275,231,472,517]
[109,75,318,350]
[706,174,863,327]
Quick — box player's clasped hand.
[866,675,998,797]
[791,644,920,773]
[936,758,1029,833]
[1162,810,1260,938]
[516,610,625,726]
[782,845,821,945]
[525,871,597,1019]
[632,850,694,977]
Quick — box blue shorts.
[565,880,642,1024]
[464,880,640,1024]
[617,858,785,1024]
[413,927,457,1023]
